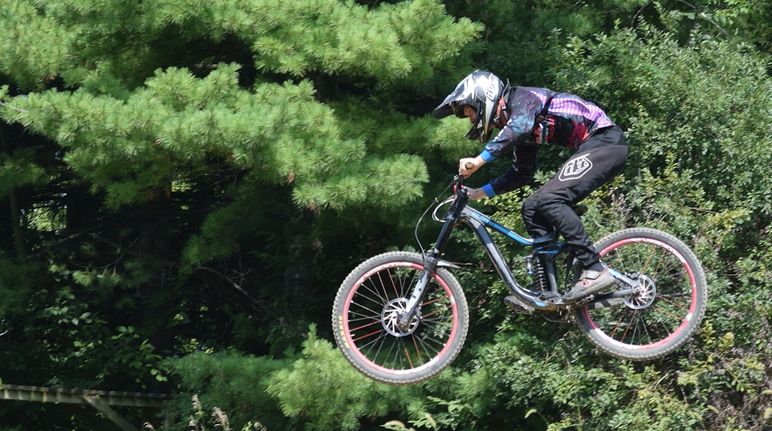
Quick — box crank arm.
[608,268,638,288]
[583,297,625,310]
[582,288,636,309]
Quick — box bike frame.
[460,203,560,309]
[397,180,636,327]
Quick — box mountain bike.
[332,175,707,384]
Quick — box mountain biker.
[432,70,628,301]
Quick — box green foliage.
[266,325,415,431]
[0,0,479,91]
[142,0,480,80]
[552,26,772,222]
[4,66,413,210]
[0,253,33,316]
[0,150,46,198]
[0,1,72,89]
[0,0,769,430]
[453,334,705,430]
[166,352,287,431]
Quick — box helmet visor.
[432,77,474,119]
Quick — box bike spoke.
[360,280,388,305]
[637,246,654,277]
[421,309,442,319]
[640,314,654,344]
[619,310,638,343]
[353,328,385,343]
[376,271,392,302]
[411,335,423,362]
[584,235,700,350]
[631,315,640,344]
[392,338,403,368]
[362,332,387,357]
[416,333,441,357]
[404,345,414,369]
[609,313,625,339]
[348,309,380,321]
[652,299,687,321]
[658,291,691,298]
[402,270,417,299]
[350,300,382,317]
[371,332,388,360]
[342,260,459,372]
[420,334,447,348]
[655,294,684,307]
[347,315,381,323]
[421,297,444,307]
[386,268,401,299]
[350,319,382,332]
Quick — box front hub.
[382,298,421,337]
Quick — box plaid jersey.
[479,87,616,197]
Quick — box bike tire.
[332,251,469,384]
[574,228,707,360]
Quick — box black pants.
[521,126,628,266]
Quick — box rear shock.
[525,255,550,292]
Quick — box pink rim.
[342,262,459,376]
[582,237,697,350]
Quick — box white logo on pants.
[559,154,593,182]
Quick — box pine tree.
[0,1,479,427]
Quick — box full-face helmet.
[432,70,507,142]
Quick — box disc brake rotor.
[624,274,657,310]
[382,298,421,337]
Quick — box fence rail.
[0,384,172,431]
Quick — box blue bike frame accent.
[412,184,578,315]
[463,206,567,255]
[462,207,534,246]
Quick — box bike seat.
[531,231,558,245]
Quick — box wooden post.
[83,395,138,431]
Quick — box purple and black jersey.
[479,87,615,198]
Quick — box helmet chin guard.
[433,70,505,142]
[465,116,483,141]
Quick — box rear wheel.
[575,228,707,360]
[332,252,468,384]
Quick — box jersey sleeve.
[482,144,538,197]
[479,88,542,162]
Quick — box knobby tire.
[332,252,469,384]
[574,228,707,360]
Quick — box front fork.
[397,190,468,329]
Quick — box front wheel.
[332,252,468,384]
[575,228,707,360]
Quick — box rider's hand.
[463,186,487,201]
[458,155,485,177]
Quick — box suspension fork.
[397,190,468,329]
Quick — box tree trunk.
[8,189,26,259]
